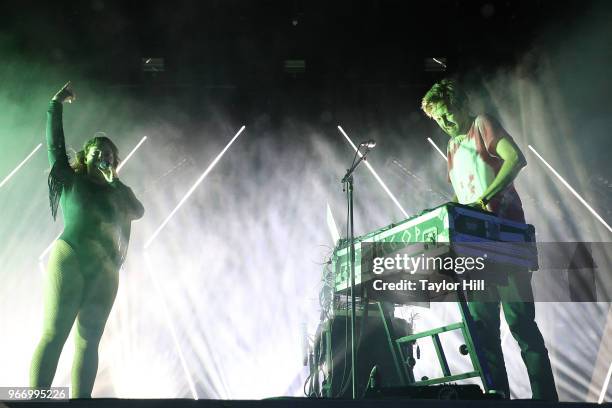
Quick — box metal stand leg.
[454,284,496,392]
[376,302,411,386]
[323,320,333,397]
[392,287,497,391]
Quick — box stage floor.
[1,398,606,408]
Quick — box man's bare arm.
[479,137,527,204]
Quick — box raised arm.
[46,82,76,168]
[47,82,77,220]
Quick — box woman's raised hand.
[52,81,76,104]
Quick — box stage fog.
[0,1,611,401]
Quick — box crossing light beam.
[427,137,447,161]
[0,143,43,188]
[528,145,612,234]
[337,125,409,218]
[144,126,246,249]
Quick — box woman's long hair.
[71,134,120,174]
[49,134,120,220]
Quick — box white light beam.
[117,136,148,172]
[326,202,340,244]
[599,360,612,404]
[528,145,612,234]
[39,137,149,261]
[144,252,199,399]
[432,58,447,69]
[427,137,448,161]
[337,125,409,218]
[0,143,42,188]
[144,125,246,248]
[40,234,61,262]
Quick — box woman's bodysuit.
[46,100,144,271]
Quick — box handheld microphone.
[359,140,377,149]
[97,160,114,183]
[98,160,111,171]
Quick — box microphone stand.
[340,145,373,399]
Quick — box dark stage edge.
[2,398,609,408]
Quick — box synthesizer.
[332,202,537,295]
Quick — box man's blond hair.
[421,79,469,118]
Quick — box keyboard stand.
[391,276,496,392]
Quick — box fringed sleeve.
[117,221,132,268]
[46,100,74,220]
[110,179,145,221]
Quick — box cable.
[334,185,352,397]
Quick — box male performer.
[421,79,557,400]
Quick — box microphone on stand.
[342,139,377,183]
[359,140,377,149]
